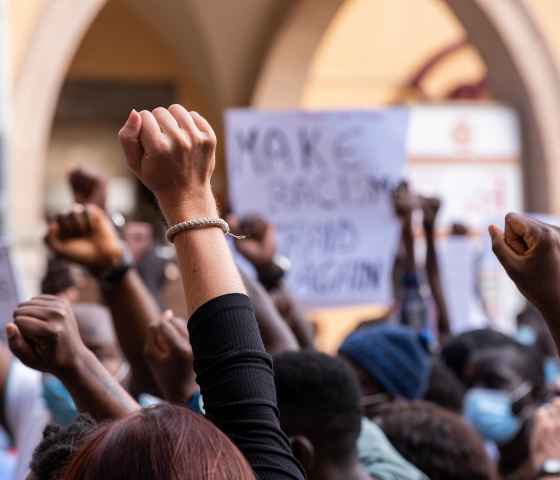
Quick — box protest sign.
[438,236,489,334]
[225,109,409,306]
[407,105,522,228]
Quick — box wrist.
[158,190,218,226]
[55,346,96,384]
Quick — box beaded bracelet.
[165,217,245,243]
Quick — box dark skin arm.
[144,310,198,405]
[240,270,299,354]
[393,182,418,275]
[490,213,560,352]
[100,269,162,396]
[7,295,139,420]
[270,286,315,349]
[45,205,162,397]
[422,197,451,339]
[231,215,315,348]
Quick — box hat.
[339,324,431,400]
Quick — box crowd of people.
[0,104,558,479]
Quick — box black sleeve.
[188,293,306,480]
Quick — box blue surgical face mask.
[42,374,78,427]
[545,357,560,385]
[515,325,537,346]
[464,386,528,445]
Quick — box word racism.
[232,125,397,211]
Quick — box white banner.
[225,109,409,306]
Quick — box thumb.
[6,323,36,366]
[118,109,143,172]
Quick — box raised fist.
[68,166,108,210]
[118,106,218,223]
[392,181,420,220]
[228,214,277,267]
[7,295,87,375]
[421,196,441,230]
[45,204,124,272]
[489,213,560,314]
[144,310,197,404]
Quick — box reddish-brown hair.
[63,404,255,480]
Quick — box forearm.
[101,269,161,394]
[163,195,246,317]
[402,218,416,273]
[240,271,298,354]
[425,226,450,336]
[538,304,560,354]
[61,348,139,420]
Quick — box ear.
[290,435,315,472]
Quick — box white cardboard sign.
[225,109,409,306]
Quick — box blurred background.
[5,0,560,327]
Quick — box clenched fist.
[7,295,87,376]
[144,310,196,404]
[490,213,560,318]
[118,106,218,224]
[45,204,124,274]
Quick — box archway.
[253,0,560,214]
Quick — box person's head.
[123,222,154,262]
[63,404,255,480]
[463,343,546,449]
[376,400,494,480]
[440,328,515,383]
[423,356,466,413]
[338,324,431,408]
[41,257,81,303]
[72,304,123,378]
[27,414,97,480]
[273,351,362,477]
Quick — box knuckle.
[152,106,167,116]
[197,135,215,154]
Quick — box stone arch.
[254,0,560,213]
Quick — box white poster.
[225,109,409,306]
[407,105,522,228]
[439,236,489,334]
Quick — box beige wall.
[304,0,486,107]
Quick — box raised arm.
[45,205,162,396]
[7,295,138,420]
[119,105,305,480]
[490,213,560,351]
[231,215,314,348]
[422,196,450,339]
[240,270,299,354]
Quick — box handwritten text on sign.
[225,110,409,306]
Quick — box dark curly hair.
[30,414,97,480]
[273,350,362,463]
[376,400,494,480]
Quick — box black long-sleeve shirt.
[188,293,306,480]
